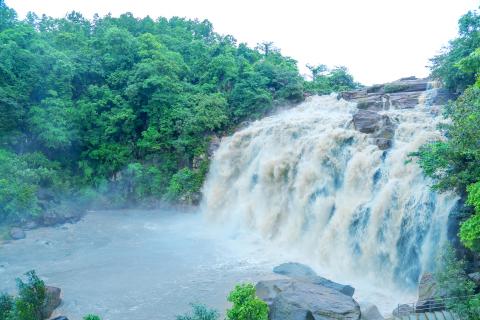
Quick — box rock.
[51,317,69,320]
[392,304,414,317]
[352,110,396,150]
[41,286,62,319]
[9,227,25,240]
[353,110,385,134]
[256,279,361,320]
[273,262,355,297]
[415,272,444,312]
[468,272,480,286]
[23,220,38,230]
[207,135,221,158]
[359,302,384,320]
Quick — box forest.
[0,0,358,224]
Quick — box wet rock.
[353,110,396,150]
[273,262,355,296]
[468,272,480,287]
[359,302,384,320]
[207,135,221,158]
[9,227,25,240]
[41,286,62,319]
[51,317,69,320]
[256,279,361,320]
[353,110,384,134]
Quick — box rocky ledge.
[340,77,454,150]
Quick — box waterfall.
[201,90,458,288]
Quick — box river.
[1,208,416,319]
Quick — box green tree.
[226,284,268,320]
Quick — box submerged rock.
[51,317,68,320]
[9,227,26,240]
[257,279,360,320]
[273,262,355,296]
[41,286,62,319]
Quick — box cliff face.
[339,77,454,110]
[338,77,454,151]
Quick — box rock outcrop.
[9,227,26,240]
[41,286,62,319]
[256,279,361,320]
[273,262,355,297]
[341,77,454,150]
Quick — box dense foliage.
[0,271,46,320]
[226,284,268,320]
[416,8,480,253]
[415,7,480,317]
[0,1,358,222]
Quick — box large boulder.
[352,110,396,150]
[359,302,384,320]
[353,110,385,134]
[256,279,361,320]
[41,286,62,319]
[273,262,355,296]
[9,227,26,240]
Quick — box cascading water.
[201,87,458,291]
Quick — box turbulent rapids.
[202,85,458,288]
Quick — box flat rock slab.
[273,262,355,296]
[256,279,361,320]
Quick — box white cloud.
[5,0,479,84]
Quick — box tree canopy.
[0,1,359,222]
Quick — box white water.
[202,92,458,304]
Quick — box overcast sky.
[5,0,480,84]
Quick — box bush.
[83,315,101,320]
[0,271,46,320]
[176,304,219,320]
[226,284,268,320]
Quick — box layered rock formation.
[340,77,454,150]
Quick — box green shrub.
[176,304,219,320]
[226,284,268,320]
[383,83,410,93]
[83,315,101,320]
